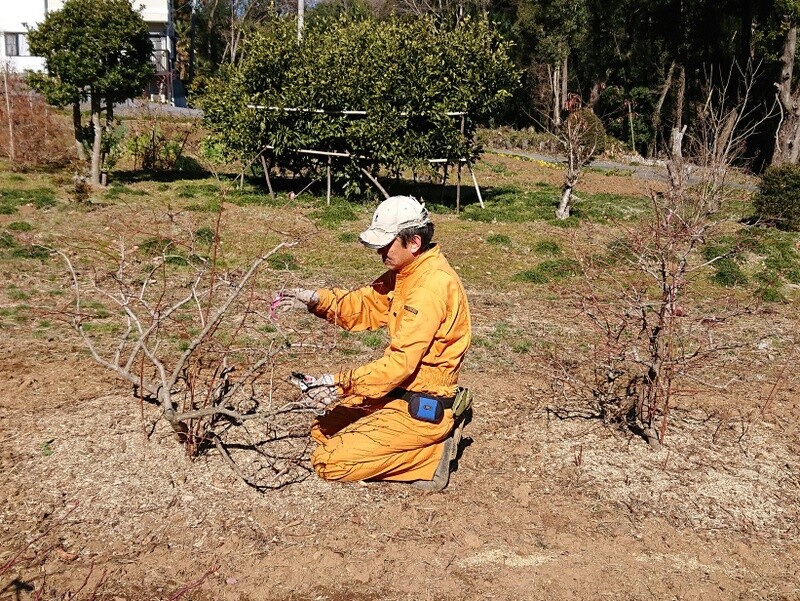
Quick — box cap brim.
[359,228,395,249]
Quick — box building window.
[4,33,29,57]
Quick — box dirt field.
[2,153,799,600]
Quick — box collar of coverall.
[395,243,439,278]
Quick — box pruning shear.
[288,372,336,416]
[288,371,316,393]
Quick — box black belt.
[388,388,456,410]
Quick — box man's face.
[376,236,420,271]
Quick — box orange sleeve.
[336,284,446,399]
[311,271,394,332]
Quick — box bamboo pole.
[259,154,274,198]
[326,155,332,205]
[468,164,484,209]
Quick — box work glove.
[289,372,338,415]
[271,288,319,315]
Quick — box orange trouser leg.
[310,399,453,483]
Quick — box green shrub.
[754,164,800,230]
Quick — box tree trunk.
[90,91,102,186]
[560,54,568,112]
[556,184,573,220]
[669,65,686,161]
[648,61,675,158]
[72,101,86,162]
[774,21,800,165]
[550,63,561,129]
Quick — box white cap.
[359,196,430,249]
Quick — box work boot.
[411,437,452,492]
[410,422,463,492]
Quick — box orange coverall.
[309,244,471,482]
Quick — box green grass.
[7,285,29,301]
[486,234,511,246]
[513,258,581,283]
[195,226,215,245]
[533,239,562,256]
[338,231,359,243]
[267,251,299,271]
[701,229,800,296]
[0,232,50,261]
[309,200,362,228]
[7,221,33,231]
[461,185,649,225]
[0,187,57,212]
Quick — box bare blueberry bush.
[53,203,321,490]
[546,64,769,448]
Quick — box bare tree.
[555,109,604,220]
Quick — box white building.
[0,0,183,105]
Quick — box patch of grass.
[310,201,361,228]
[702,230,800,293]
[572,192,650,222]
[104,183,148,200]
[185,198,222,212]
[7,285,29,301]
[0,187,57,210]
[360,330,386,349]
[195,226,215,246]
[513,258,581,283]
[462,186,649,225]
[756,286,784,303]
[512,340,533,354]
[41,440,54,457]
[486,234,512,246]
[267,251,299,271]
[338,231,359,243]
[711,259,748,287]
[138,236,174,256]
[83,300,112,319]
[0,232,17,249]
[10,244,50,261]
[7,221,33,231]
[533,239,562,256]
[461,186,557,223]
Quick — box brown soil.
[1,156,799,600]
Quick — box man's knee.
[311,446,364,482]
